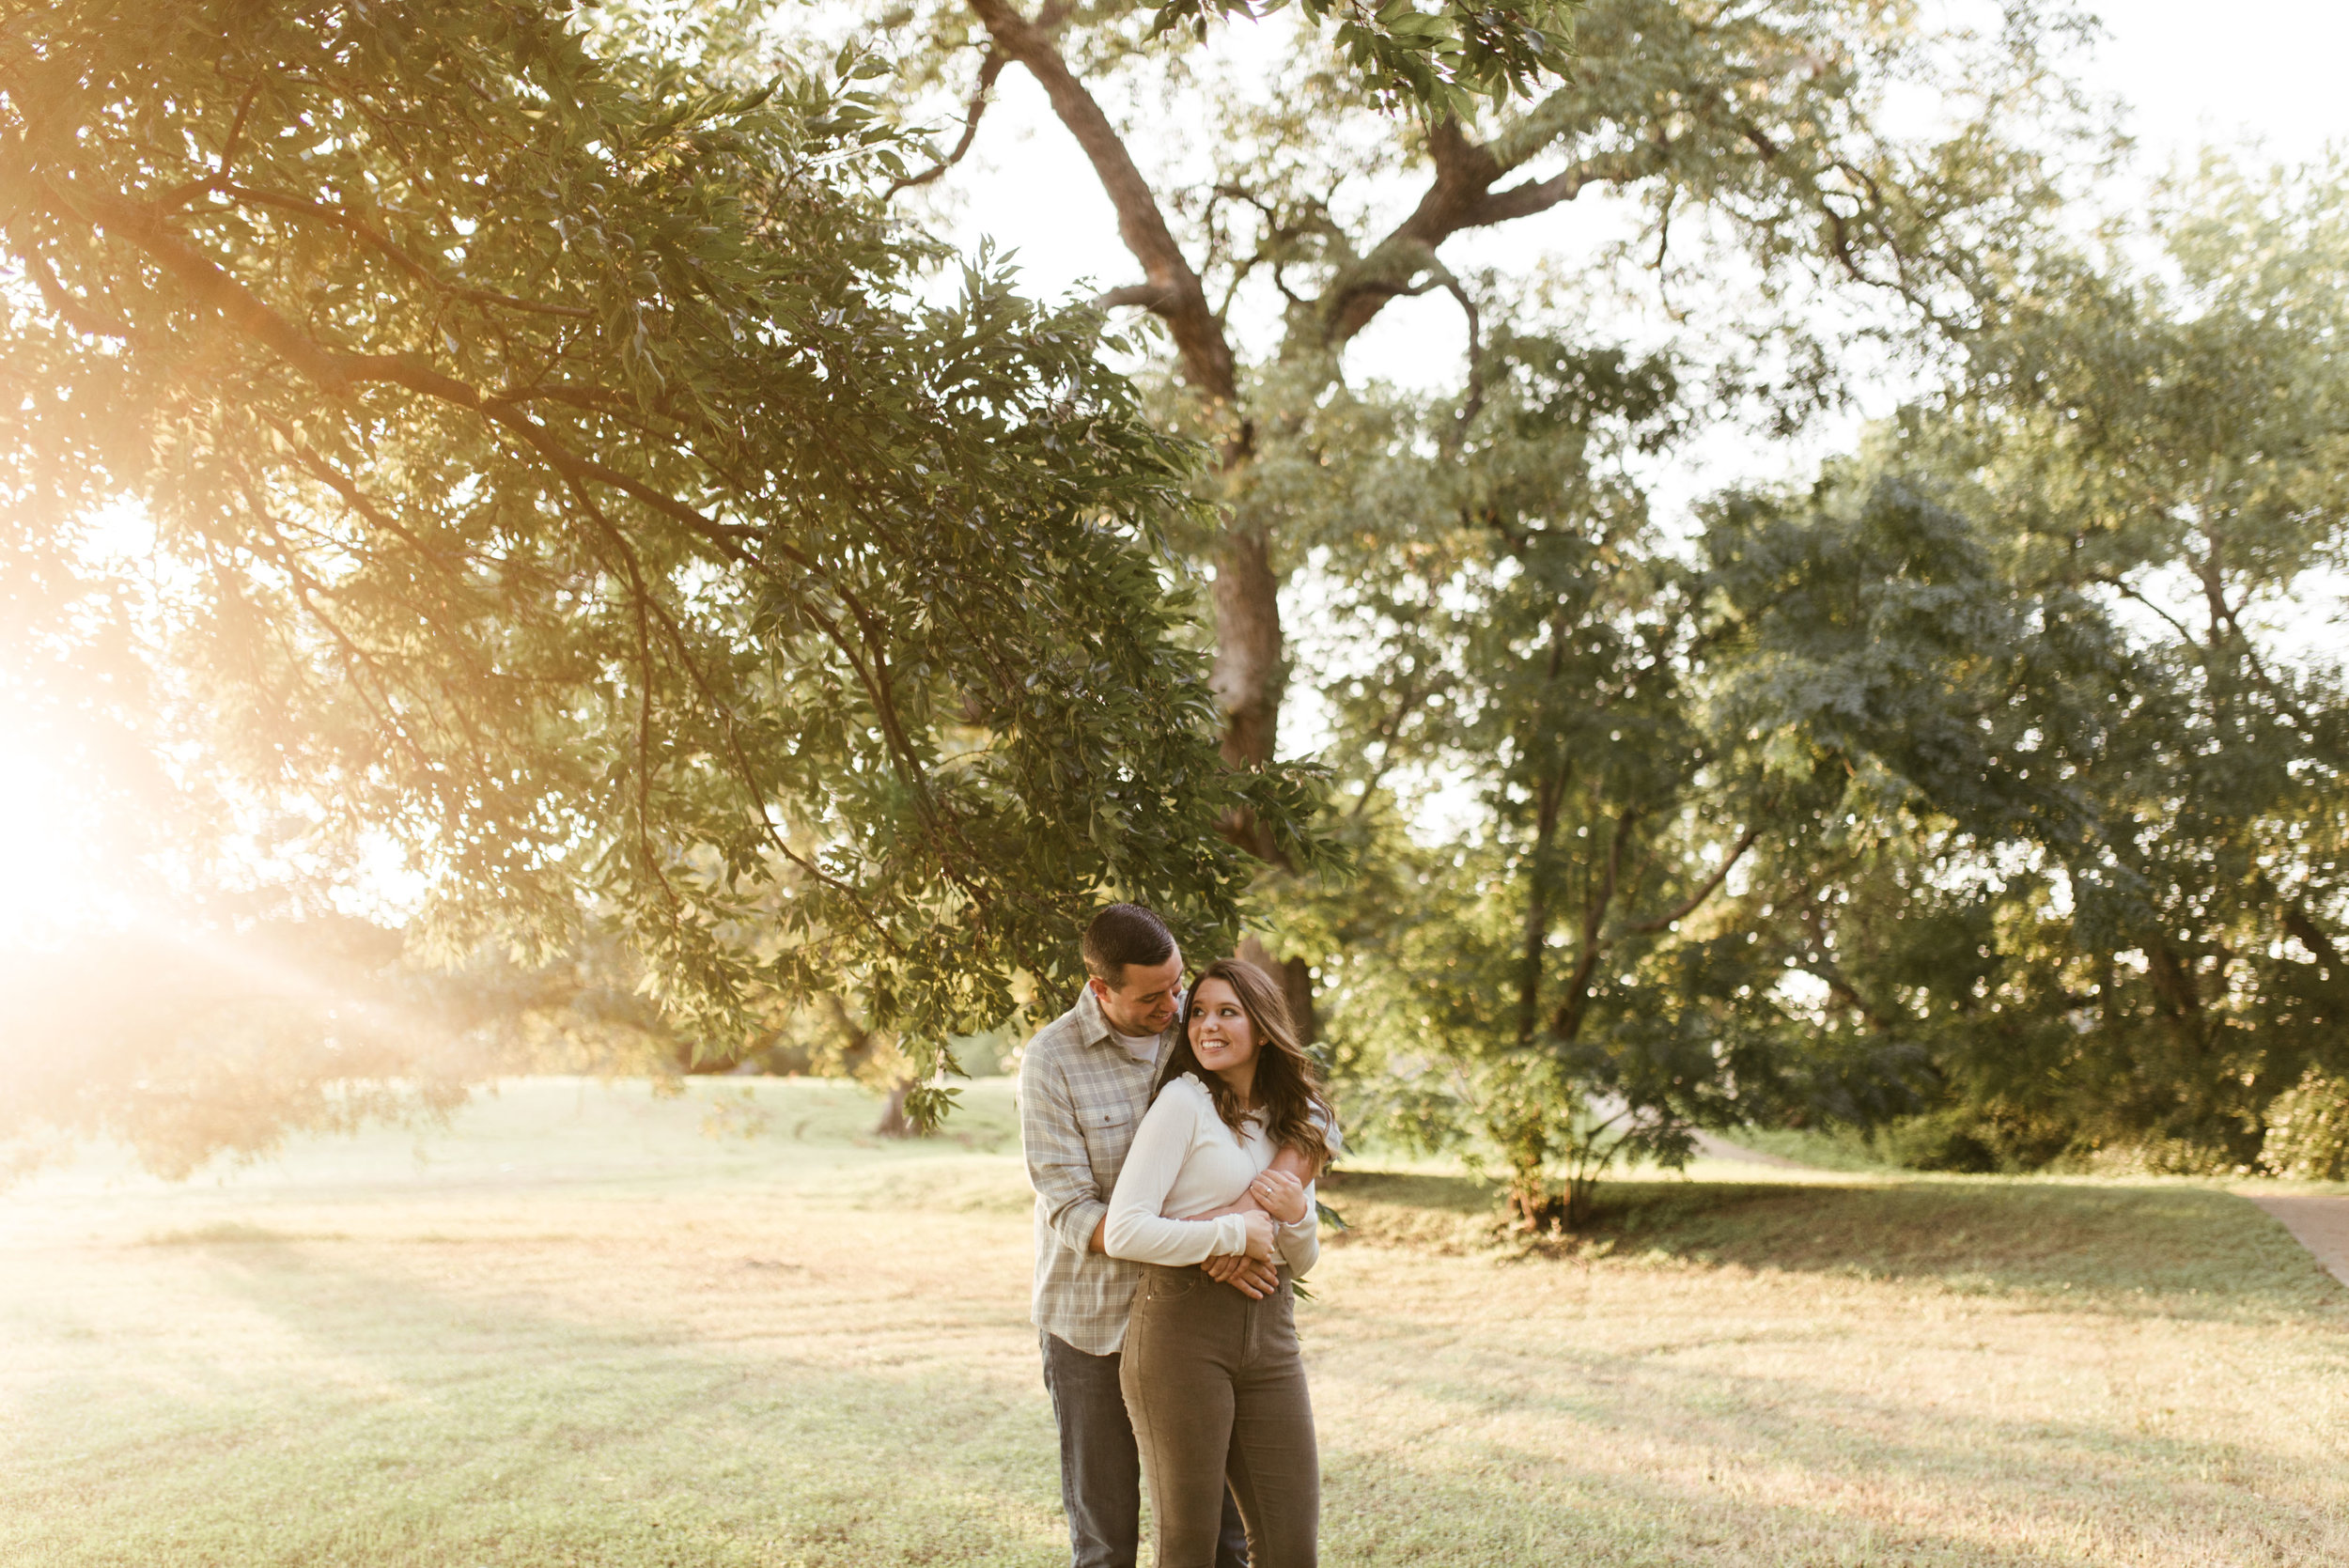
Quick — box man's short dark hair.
[1082,903,1176,986]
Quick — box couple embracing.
[1019,903,1335,1568]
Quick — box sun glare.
[0,722,139,948]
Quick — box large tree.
[0,0,1326,1164]
[857,0,2090,1017]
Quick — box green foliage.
[1150,0,1574,115]
[1686,158,2349,1173]
[2262,1069,2349,1182]
[1267,335,1801,1223]
[856,0,2107,1214]
[1265,159,2349,1205]
[854,0,2342,1198]
[0,0,1325,1165]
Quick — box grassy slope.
[3,1079,2345,1567]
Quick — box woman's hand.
[1240,1209,1276,1261]
[1249,1168,1308,1225]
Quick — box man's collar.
[1072,982,1120,1048]
[1072,981,1173,1054]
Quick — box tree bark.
[1237,933,1316,1048]
[967,4,1306,1043]
[1516,774,1564,1047]
[1211,517,1283,775]
[875,1079,916,1138]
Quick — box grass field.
[4,1077,2346,1566]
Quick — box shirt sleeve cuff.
[1280,1185,1319,1235]
[1054,1198,1109,1254]
[1212,1214,1249,1257]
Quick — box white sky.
[2087,0,2349,166]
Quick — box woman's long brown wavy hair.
[1156,957,1337,1168]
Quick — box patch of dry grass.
[4,1079,2345,1566]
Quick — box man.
[1019,903,1277,1568]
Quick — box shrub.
[2261,1070,2349,1181]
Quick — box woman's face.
[1186,976,1259,1079]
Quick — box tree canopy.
[0,0,1325,1163]
[1299,155,2349,1203]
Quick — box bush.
[2261,1069,2349,1181]
[1874,1110,2005,1173]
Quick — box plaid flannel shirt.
[1019,984,1173,1356]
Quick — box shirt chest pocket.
[1081,1100,1135,1166]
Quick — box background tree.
[1273,334,1948,1220]
[1719,157,2349,1172]
[797,0,2104,1214]
[854,0,2093,1027]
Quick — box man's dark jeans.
[1041,1329,1249,1568]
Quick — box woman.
[1103,956,1336,1568]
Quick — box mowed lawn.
[4,1079,2347,1567]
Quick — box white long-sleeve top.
[1103,1074,1319,1274]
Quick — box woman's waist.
[1136,1260,1290,1281]
[1132,1260,1294,1311]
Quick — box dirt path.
[2248,1194,2349,1288]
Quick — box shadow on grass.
[7,1239,1066,1568]
[1325,1168,2348,1322]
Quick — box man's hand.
[1248,1169,1308,1225]
[1202,1252,1282,1298]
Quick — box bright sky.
[2087,0,2349,167]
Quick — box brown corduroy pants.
[1119,1263,1320,1568]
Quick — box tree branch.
[965,0,1237,406]
[214,80,264,178]
[23,251,136,341]
[212,182,595,318]
[887,46,1005,199]
[1439,274,1485,453]
[1549,806,1638,1042]
[1097,281,1173,310]
[48,173,772,567]
[1319,119,1668,349]
[1629,825,1759,933]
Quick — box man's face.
[1090,947,1184,1038]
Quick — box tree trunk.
[875,1079,916,1138]
[1210,516,1283,778]
[966,3,1313,1022]
[1236,933,1316,1047]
